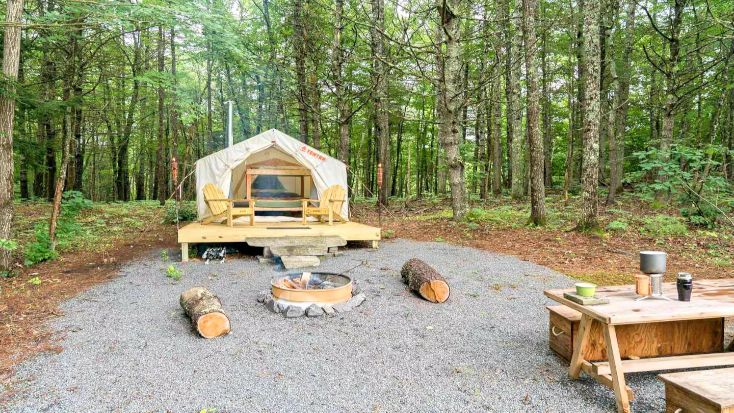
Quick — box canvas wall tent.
[195,129,349,221]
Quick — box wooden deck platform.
[178,221,381,261]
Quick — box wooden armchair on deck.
[302,185,347,226]
[202,183,255,227]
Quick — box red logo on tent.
[300,145,326,162]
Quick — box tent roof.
[195,129,346,168]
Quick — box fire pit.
[272,272,353,309]
[257,271,366,318]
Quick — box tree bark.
[492,61,503,195]
[401,258,450,303]
[371,0,390,206]
[656,0,683,201]
[606,0,635,205]
[157,25,166,206]
[180,287,231,339]
[293,0,309,142]
[578,0,601,230]
[522,0,546,225]
[540,7,553,188]
[436,0,467,220]
[0,0,24,270]
[334,0,350,165]
[508,0,524,198]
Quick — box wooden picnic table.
[545,278,734,413]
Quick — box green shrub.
[642,214,688,237]
[165,201,198,224]
[606,220,629,231]
[381,229,396,239]
[23,191,92,265]
[464,222,480,231]
[166,265,182,281]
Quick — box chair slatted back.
[203,183,228,216]
[322,185,345,215]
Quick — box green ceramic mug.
[575,282,597,297]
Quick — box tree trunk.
[522,0,546,226]
[606,0,635,205]
[401,259,450,303]
[119,30,141,202]
[492,63,503,195]
[509,0,524,198]
[0,0,24,270]
[578,0,601,230]
[436,0,467,220]
[371,0,390,206]
[334,0,350,165]
[540,9,553,188]
[310,74,321,149]
[293,0,309,142]
[170,25,180,201]
[157,25,166,206]
[72,84,84,193]
[180,287,231,339]
[656,0,683,202]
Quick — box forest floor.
[0,202,177,380]
[353,191,734,285]
[1,192,732,382]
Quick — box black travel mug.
[677,272,692,302]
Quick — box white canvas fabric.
[195,129,349,220]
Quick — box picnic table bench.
[659,367,734,413]
[545,279,734,413]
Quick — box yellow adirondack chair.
[202,183,255,227]
[302,185,347,225]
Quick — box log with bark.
[400,258,450,303]
[179,287,231,338]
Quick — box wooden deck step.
[593,352,734,376]
[245,235,347,248]
[270,245,328,256]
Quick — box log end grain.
[180,287,231,339]
[419,279,450,303]
[401,258,451,303]
[197,312,231,339]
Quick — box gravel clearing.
[4,239,666,412]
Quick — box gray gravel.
[4,239,667,412]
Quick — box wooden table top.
[545,278,734,325]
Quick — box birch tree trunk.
[0,0,24,270]
[436,0,467,220]
[522,0,546,225]
[578,0,601,229]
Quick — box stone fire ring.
[271,273,353,307]
[257,272,366,318]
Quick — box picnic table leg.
[569,314,593,379]
[603,324,631,413]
